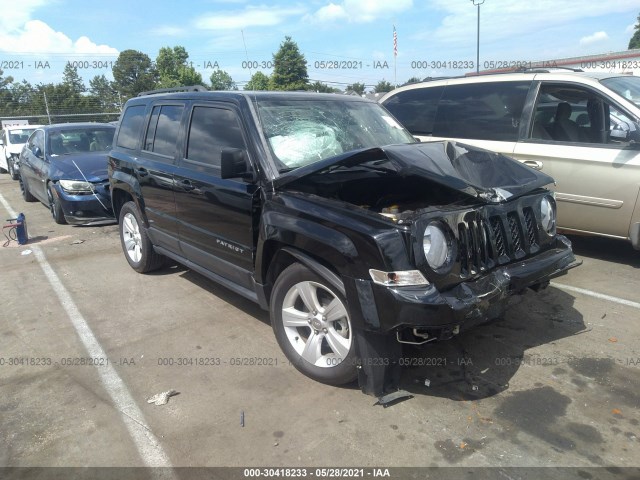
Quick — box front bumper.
[346,235,581,338]
[53,183,114,225]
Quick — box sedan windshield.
[601,76,640,106]
[48,127,115,155]
[255,98,415,170]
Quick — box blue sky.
[2,0,640,89]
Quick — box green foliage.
[112,49,158,99]
[245,71,270,91]
[0,68,14,90]
[629,14,640,49]
[403,77,422,85]
[89,74,121,111]
[308,81,340,93]
[345,82,366,95]
[373,79,394,93]
[62,63,86,93]
[210,69,236,90]
[270,36,308,91]
[156,46,203,88]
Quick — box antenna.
[241,30,252,78]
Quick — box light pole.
[471,0,485,74]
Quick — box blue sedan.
[18,123,116,225]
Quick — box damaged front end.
[271,140,580,402]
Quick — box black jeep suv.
[108,87,580,399]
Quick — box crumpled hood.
[48,152,109,182]
[274,141,555,203]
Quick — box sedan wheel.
[19,175,36,202]
[48,184,67,224]
[8,159,18,180]
[271,263,357,385]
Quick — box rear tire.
[270,263,357,385]
[119,201,165,273]
[19,175,36,202]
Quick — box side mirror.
[0,139,4,146]
[220,148,255,181]
[33,146,43,159]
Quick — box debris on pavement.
[147,389,179,406]
[21,249,32,256]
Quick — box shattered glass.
[255,99,414,169]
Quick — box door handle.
[136,167,149,178]
[523,160,543,170]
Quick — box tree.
[345,82,365,95]
[373,80,393,93]
[62,63,86,93]
[210,69,236,90]
[89,74,120,111]
[270,36,308,91]
[156,46,203,87]
[0,68,13,90]
[112,49,158,99]
[308,81,340,93]
[402,77,422,85]
[629,14,640,49]
[245,71,270,90]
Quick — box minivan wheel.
[19,175,36,202]
[270,263,358,385]
[48,184,67,224]
[119,201,165,273]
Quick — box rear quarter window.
[116,105,146,150]
[383,86,445,135]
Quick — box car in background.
[18,122,116,225]
[380,70,640,250]
[0,125,42,180]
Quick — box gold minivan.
[381,70,640,250]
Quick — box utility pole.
[471,0,485,74]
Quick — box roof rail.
[137,85,209,96]
[516,66,584,73]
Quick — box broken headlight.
[540,196,556,236]
[423,223,452,270]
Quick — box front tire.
[48,184,67,225]
[270,263,358,385]
[118,201,165,273]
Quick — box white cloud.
[429,0,640,48]
[150,26,186,37]
[308,0,413,23]
[580,31,609,46]
[0,20,118,55]
[0,0,49,33]
[195,5,307,30]
[626,23,637,34]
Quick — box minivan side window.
[117,105,146,150]
[185,106,246,171]
[432,82,530,141]
[382,86,445,135]
[531,84,640,146]
[143,104,184,157]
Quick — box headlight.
[540,196,556,235]
[423,223,450,270]
[59,179,93,193]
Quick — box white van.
[0,125,41,180]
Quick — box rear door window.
[433,81,530,141]
[143,104,184,157]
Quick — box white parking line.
[0,193,175,474]
[552,282,640,310]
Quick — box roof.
[126,90,374,104]
[40,122,116,131]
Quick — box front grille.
[523,207,538,249]
[484,208,541,264]
[458,217,493,276]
